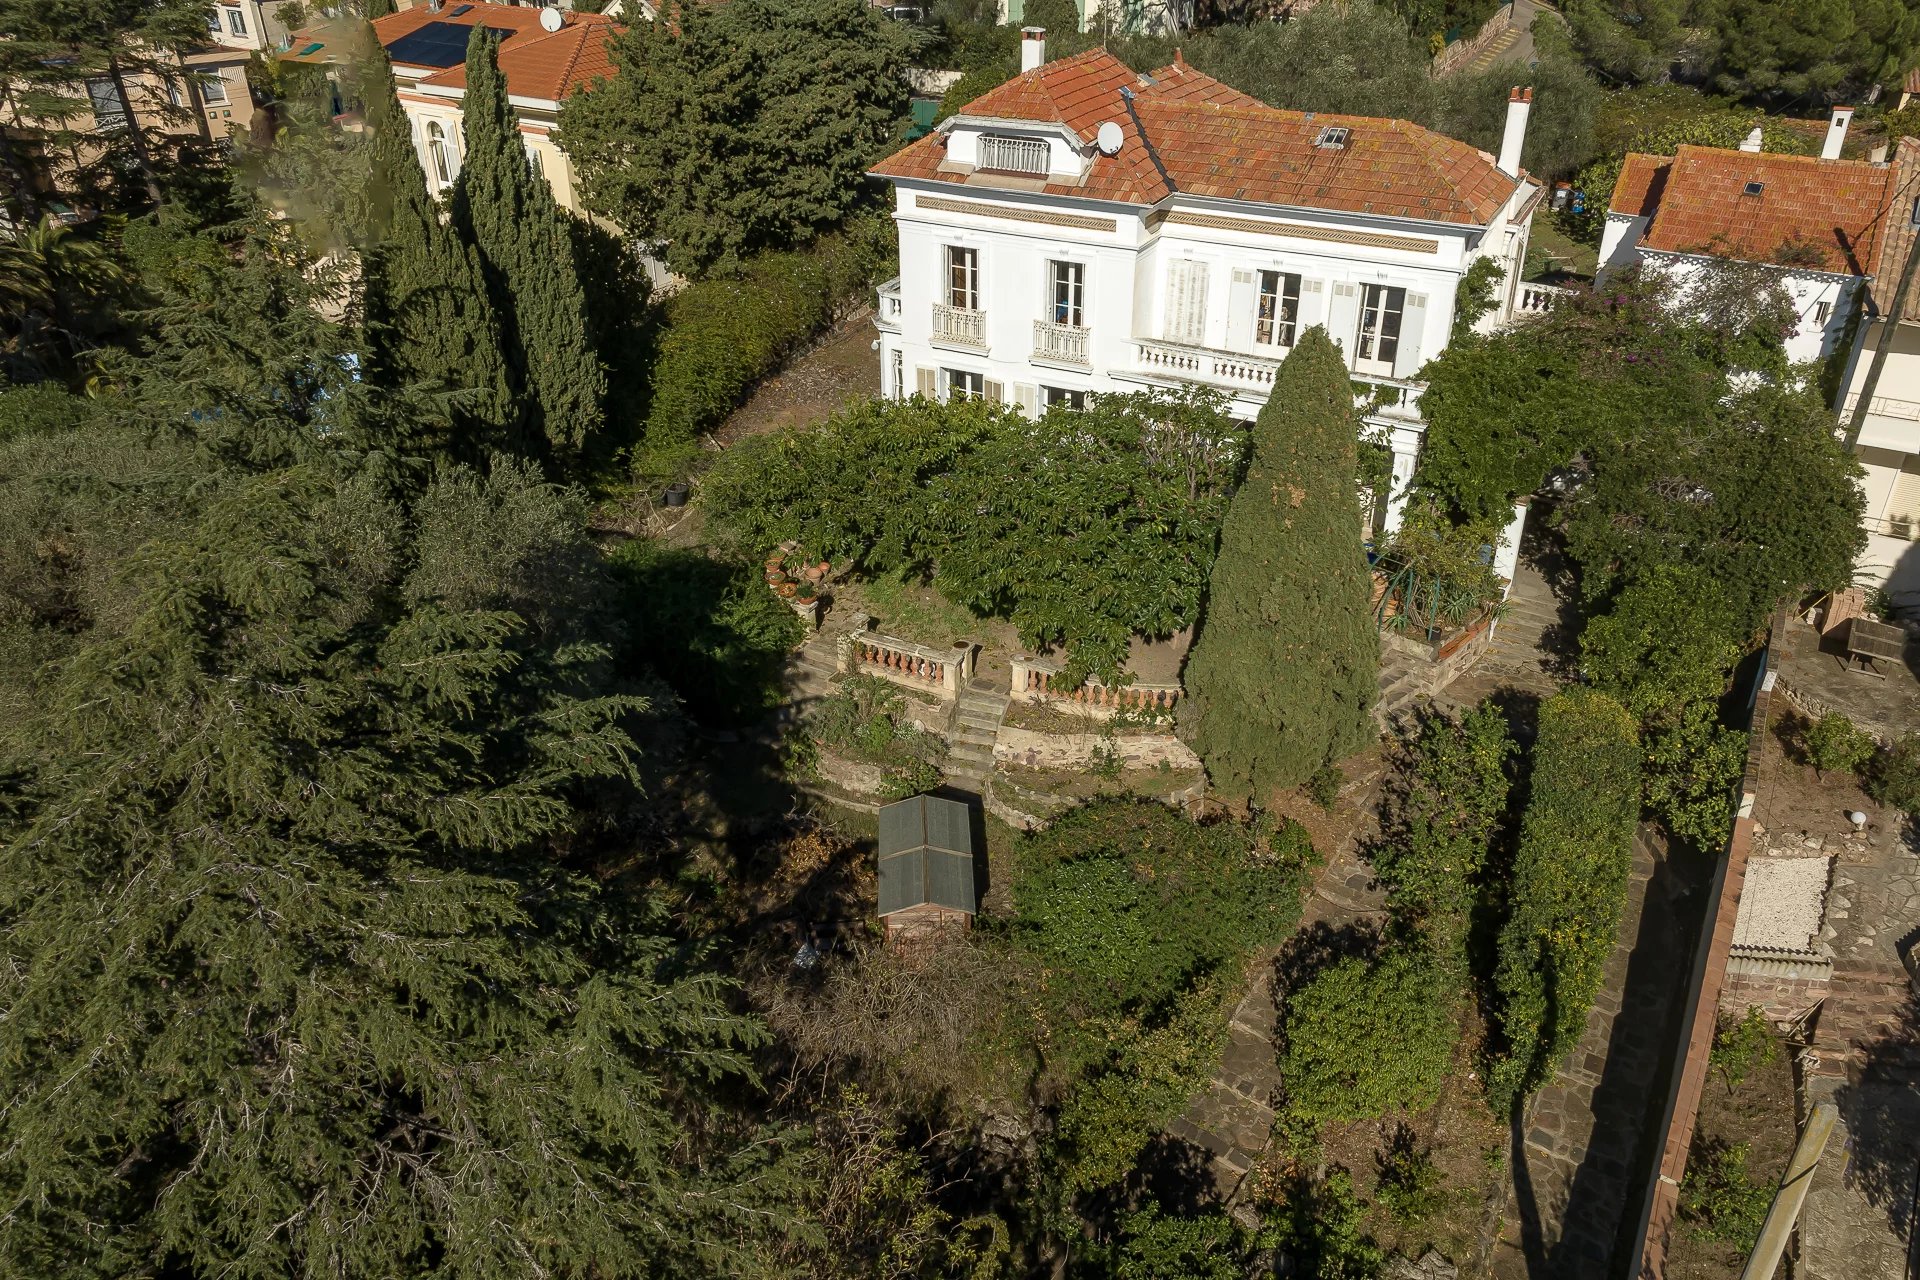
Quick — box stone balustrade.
[840,624,974,699]
[1010,653,1182,718]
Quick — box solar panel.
[383,21,506,68]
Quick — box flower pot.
[662,481,690,508]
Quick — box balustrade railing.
[932,302,987,348]
[1033,318,1091,366]
[1010,654,1182,718]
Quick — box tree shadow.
[1831,983,1920,1245]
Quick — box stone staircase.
[947,682,1009,789]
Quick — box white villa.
[867,30,1546,533]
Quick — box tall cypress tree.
[452,26,606,460]
[359,38,518,458]
[1178,327,1379,802]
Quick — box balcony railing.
[874,276,902,330]
[1515,281,1577,315]
[932,302,987,349]
[1032,318,1090,366]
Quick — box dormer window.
[1314,126,1350,150]
[978,133,1050,176]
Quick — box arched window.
[427,121,454,187]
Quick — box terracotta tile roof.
[367,2,618,101]
[1618,144,1894,276]
[1609,152,1670,219]
[869,49,1526,226]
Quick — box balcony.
[1032,318,1090,367]
[932,302,987,350]
[874,276,902,332]
[1125,337,1426,423]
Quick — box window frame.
[946,245,979,311]
[1355,282,1406,370]
[1255,269,1301,349]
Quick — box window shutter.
[984,378,1004,404]
[1326,282,1360,358]
[1014,383,1039,417]
[1225,268,1257,352]
[1297,278,1326,331]
[915,366,937,398]
[1393,292,1429,379]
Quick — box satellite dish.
[1096,120,1124,156]
[539,7,564,32]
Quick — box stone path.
[1489,829,1703,1280]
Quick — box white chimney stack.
[1496,86,1531,178]
[1020,26,1046,74]
[1823,105,1854,160]
[1739,126,1763,153]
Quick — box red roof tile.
[869,50,1525,226]
[1620,144,1894,276]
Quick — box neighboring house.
[867,31,1544,533]
[1596,110,1920,604]
[1598,109,1888,367]
[283,1,617,214]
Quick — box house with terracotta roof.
[284,1,617,214]
[867,29,1545,533]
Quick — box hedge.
[641,213,893,452]
[1490,687,1641,1108]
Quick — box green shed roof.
[876,794,977,916]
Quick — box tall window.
[225,6,247,35]
[1255,270,1301,348]
[1049,259,1084,327]
[86,78,126,131]
[945,368,984,401]
[946,245,979,310]
[427,121,454,187]
[1356,283,1405,367]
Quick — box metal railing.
[932,302,987,348]
[1032,318,1090,366]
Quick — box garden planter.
[662,481,690,508]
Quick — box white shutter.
[1298,278,1326,332]
[984,378,1004,404]
[1327,282,1360,359]
[1225,268,1258,352]
[915,366,937,398]
[1393,292,1429,379]
[1014,383,1039,418]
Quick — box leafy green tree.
[453,26,606,459]
[359,44,517,457]
[559,0,914,275]
[0,460,770,1278]
[1280,946,1459,1126]
[1490,687,1641,1108]
[1179,327,1379,801]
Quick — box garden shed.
[876,794,977,942]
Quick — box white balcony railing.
[875,276,902,329]
[1515,281,1577,315]
[932,302,987,349]
[1032,318,1090,366]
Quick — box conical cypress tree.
[1178,327,1379,802]
[360,41,518,456]
[452,26,606,460]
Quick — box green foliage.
[1867,733,1920,812]
[1710,1007,1779,1092]
[1179,328,1378,800]
[609,541,804,726]
[1281,945,1459,1127]
[643,218,893,448]
[1013,800,1312,1019]
[453,27,606,460]
[1680,1139,1774,1249]
[1802,712,1877,779]
[1374,702,1514,942]
[810,675,947,798]
[705,387,1243,681]
[559,0,914,276]
[1491,688,1642,1109]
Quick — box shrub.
[1490,688,1641,1109]
[1802,712,1875,779]
[1281,945,1458,1127]
[642,216,893,451]
[1867,733,1920,813]
[1710,1007,1777,1093]
[1680,1139,1773,1250]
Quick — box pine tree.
[452,26,606,460]
[0,459,771,1279]
[1177,327,1379,802]
[359,39,518,457]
